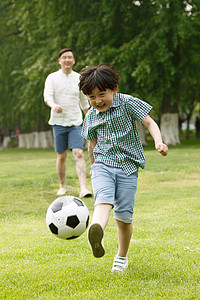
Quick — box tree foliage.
[0,0,199,139]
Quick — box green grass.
[0,141,200,300]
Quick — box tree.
[115,0,200,145]
[0,1,22,139]
[0,0,199,148]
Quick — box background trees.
[0,0,199,147]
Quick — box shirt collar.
[59,69,74,77]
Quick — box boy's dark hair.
[79,63,120,95]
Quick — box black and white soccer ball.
[46,195,89,240]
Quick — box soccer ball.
[46,195,89,240]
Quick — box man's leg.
[72,148,92,197]
[56,151,67,195]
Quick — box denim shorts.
[52,125,84,153]
[91,162,138,223]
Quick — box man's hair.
[58,48,74,58]
[79,63,120,95]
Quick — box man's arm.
[142,115,168,156]
[83,108,89,115]
[45,100,63,113]
[44,74,63,113]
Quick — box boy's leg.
[88,204,112,258]
[111,169,137,272]
[88,163,115,257]
[116,220,132,257]
[91,203,113,230]
[111,220,132,272]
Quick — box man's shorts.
[52,125,84,153]
[91,162,138,223]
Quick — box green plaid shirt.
[82,93,152,176]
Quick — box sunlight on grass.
[0,142,200,299]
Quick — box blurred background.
[0,0,199,149]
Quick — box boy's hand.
[155,143,168,156]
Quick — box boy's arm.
[88,138,97,165]
[142,115,168,156]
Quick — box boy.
[79,63,168,273]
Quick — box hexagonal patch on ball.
[66,215,80,228]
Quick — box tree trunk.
[186,115,190,140]
[160,93,180,145]
[25,133,34,148]
[34,132,40,148]
[18,134,26,148]
[39,131,54,148]
[2,136,10,148]
[19,133,34,148]
[160,113,180,145]
[18,131,54,148]
[34,131,54,148]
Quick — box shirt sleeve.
[79,90,90,110]
[126,96,153,121]
[81,111,97,140]
[43,74,54,102]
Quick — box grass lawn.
[0,140,200,299]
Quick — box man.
[44,48,92,198]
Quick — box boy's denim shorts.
[52,125,84,153]
[91,162,138,223]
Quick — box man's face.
[58,51,75,72]
[87,86,118,112]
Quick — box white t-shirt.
[44,69,90,126]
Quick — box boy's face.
[87,86,118,112]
